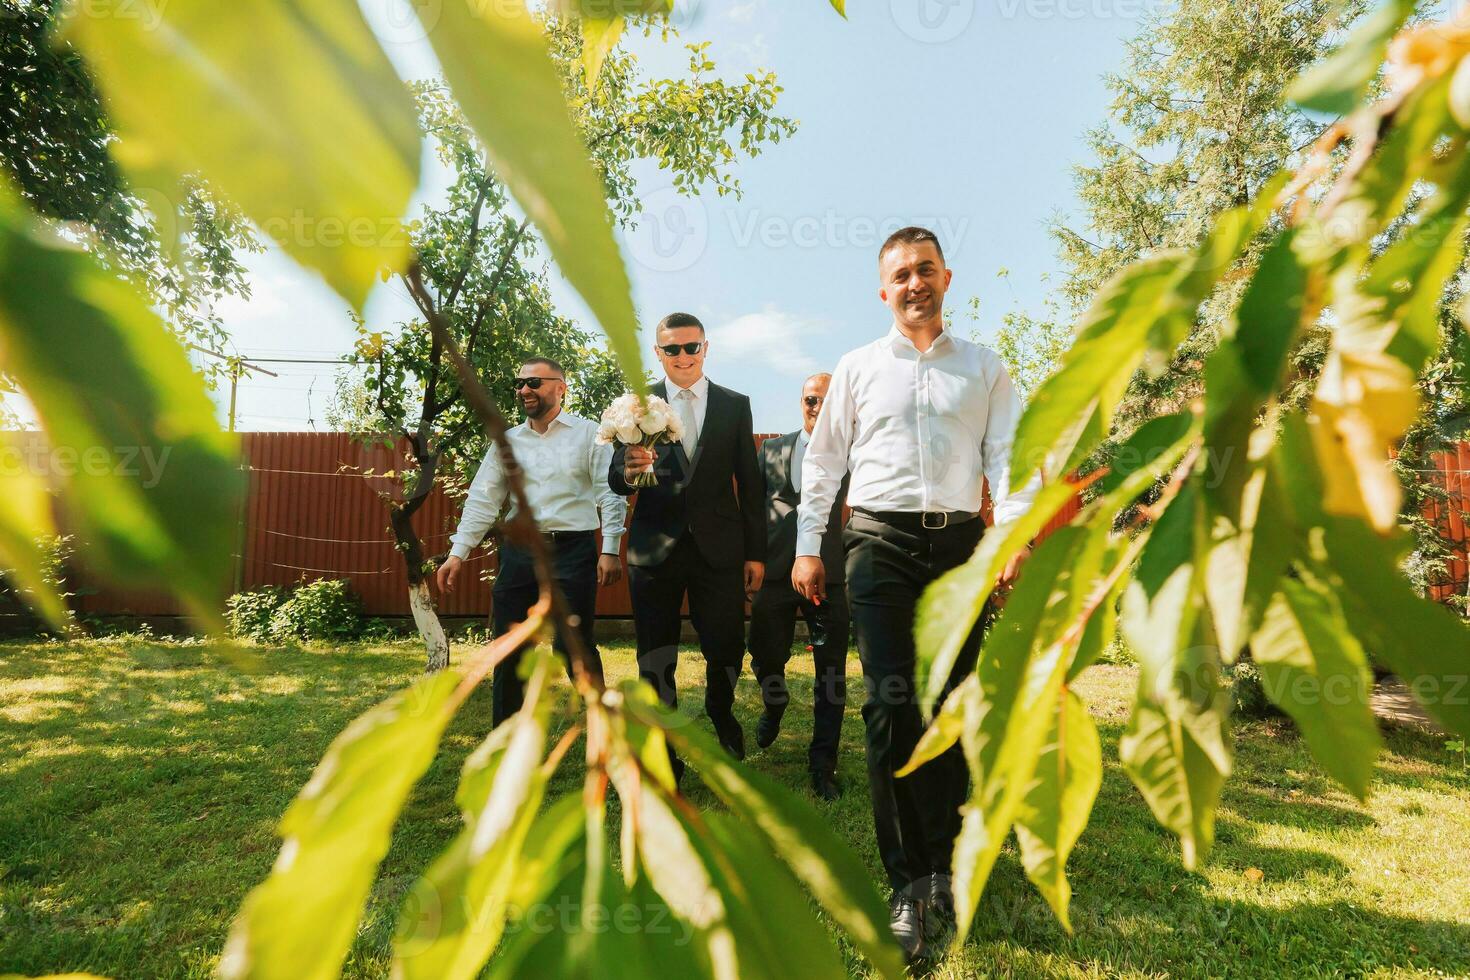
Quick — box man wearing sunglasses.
[610,312,765,771]
[747,373,851,800]
[437,356,626,725]
[792,228,1037,961]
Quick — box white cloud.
[726,0,761,24]
[706,306,832,377]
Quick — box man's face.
[515,363,565,420]
[655,325,708,387]
[801,376,830,435]
[878,241,951,328]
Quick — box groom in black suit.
[610,312,765,767]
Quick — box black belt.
[544,529,596,541]
[852,508,980,531]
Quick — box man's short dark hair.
[656,312,705,336]
[879,226,944,263]
[521,356,565,377]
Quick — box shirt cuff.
[601,534,622,555]
[796,529,824,558]
[449,542,473,561]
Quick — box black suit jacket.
[608,380,765,569]
[761,430,847,586]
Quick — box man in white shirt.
[792,227,1036,960]
[437,356,626,726]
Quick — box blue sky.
[213,0,1160,433]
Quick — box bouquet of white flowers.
[596,393,684,488]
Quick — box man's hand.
[744,561,765,600]
[624,445,656,483]
[435,555,463,594]
[597,553,623,587]
[994,545,1030,607]
[792,556,826,604]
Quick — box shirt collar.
[796,428,810,448]
[666,375,710,400]
[883,323,953,353]
[520,411,575,438]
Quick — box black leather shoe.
[717,722,746,761]
[925,873,955,948]
[755,711,782,749]
[887,890,928,963]
[810,768,841,801]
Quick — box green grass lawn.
[2,636,1468,979]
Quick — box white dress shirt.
[666,374,709,455]
[449,411,627,559]
[796,325,1038,558]
[791,428,809,495]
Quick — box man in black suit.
[749,373,850,800]
[610,312,765,769]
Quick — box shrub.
[267,579,361,643]
[226,586,287,642]
[1229,657,1282,721]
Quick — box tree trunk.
[410,579,450,672]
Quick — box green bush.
[225,586,287,642]
[267,579,361,643]
[1228,657,1282,721]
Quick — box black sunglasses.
[803,395,824,407]
[512,377,558,390]
[657,341,705,356]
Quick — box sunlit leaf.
[625,684,906,980]
[421,0,646,390]
[1014,687,1102,932]
[1204,459,1292,663]
[65,0,420,310]
[0,432,67,627]
[1252,577,1379,799]
[1121,478,1205,671]
[915,478,1080,715]
[220,671,459,980]
[898,673,978,774]
[1287,0,1417,114]
[0,191,243,627]
[395,651,562,980]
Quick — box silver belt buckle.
[921,511,948,530]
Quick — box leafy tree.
[347,19,796,671]
[0,0,259,389]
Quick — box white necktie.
[676,388,699,458]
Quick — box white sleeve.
[797,356,855,557]
[982,354,1039,526]
[449,447,509,560]
[590,432,626,554]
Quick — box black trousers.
[626,531,747,743]
[490,533,605,727]
[748,579,849,773]
[845,512,988,892]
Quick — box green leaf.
[0,433,67,627]
[897,673,978,775]
[1012,188,1278,485]
[421,0,646,391]
[394,651,561,980]
[220,670,460,980]
[1319,515,1470,739]
[1287,0,1418,115]
[1121,477,1206,672]
[0,192,243,627]
[1095,411,1196,499]
[1203,461,1293,663]
[1014,688,1103,932]
[581,17,626,87]
[65,0,420,311]
[950,526,1091,940]
[915,478,1080,716]
[624,684,906,980]
[1252,578,1380,799]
